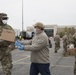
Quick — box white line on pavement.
[51,64,74,68]
[13,55,30,64]
[0,55,30,69]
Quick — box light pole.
[22,0,24,31]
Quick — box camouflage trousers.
[74,53,76,75]
[74,62,76,75]
[63,44,67,56]
[55,42,60,53]
[0,48,13,75]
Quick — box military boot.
[54,50,57,53]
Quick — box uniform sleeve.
[5,25,15,50]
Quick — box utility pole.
[22,0,24,31]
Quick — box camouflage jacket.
[0,24,14,47]
[54,35,60,43]
[63,35,69,45]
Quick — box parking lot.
[0,38,75,75]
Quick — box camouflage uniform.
[73,33,76,48]
[62,32,69,56]
[74,53,76,75]
[0,13,14,75]
[68,34,73,44]
[73,33,76,75]
[54,34,60,53]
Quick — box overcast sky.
[0,0,76,30]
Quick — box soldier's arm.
[6,25,15,50]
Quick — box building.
[26,25,76,37]
[44,25,57,37]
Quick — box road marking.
[13,55,30,64]
[51,64,74,68]
[0,55,30,69]
[14,62,31,65]
[13,62,74,68]
[0,55,74,69]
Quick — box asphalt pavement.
[0,38,75,75]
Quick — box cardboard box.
[67,48,76,56]
[0,29,15,42]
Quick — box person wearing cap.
[0,13,15,75]
[16,22,51,75]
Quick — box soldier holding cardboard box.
[0,13,15,75]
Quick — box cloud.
[0,0,76,31]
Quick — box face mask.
[2,20,7,24]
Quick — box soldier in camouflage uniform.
[68,33,74,44]
[73,33,76,75]
[62,32,69,56]
[0,13,14,75]
[73,33,76,48]
[74,51,76,75]
[54,33,60,53]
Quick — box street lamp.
[22,0,24,31]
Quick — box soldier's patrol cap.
[0,13,8,19]
[34,22,45,30]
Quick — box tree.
[64,27,68,32]
[59,32,65,38]
[71,27,75,35]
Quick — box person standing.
[0,13,14,75]
[73,33,76,48]
[68,33,73,44]
[54,33,60,53]
[16,22,51,75]
[73,32,76,75]
[62,32,69,56]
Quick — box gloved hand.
[18,45,24,50]
[15,40,21,48]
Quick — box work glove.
[18,45,24,50]
[15,40,21,48]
